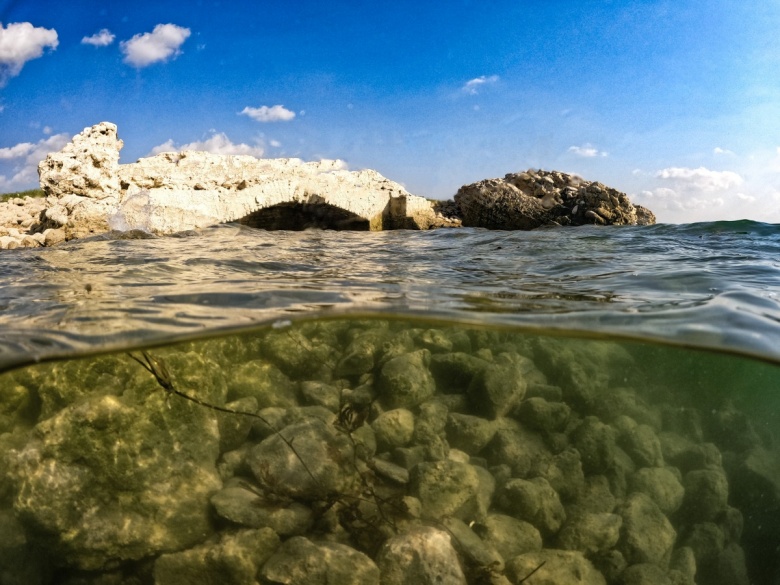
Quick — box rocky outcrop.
[455,169,656,229]
[29,122,460,241]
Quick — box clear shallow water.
[2,221,780,583]
[0,317,779,584]
[1,220,780,370]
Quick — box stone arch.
[235,201,371,231]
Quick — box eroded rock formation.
[455,170,656,229]
[0,122,657,248]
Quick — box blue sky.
[1,0,779,223]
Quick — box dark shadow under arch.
[235,202,370,231]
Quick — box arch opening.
[235,202,370,231]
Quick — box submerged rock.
[10,391,222,570]
[504,549,606,585]
[377,526,467,585]
[260,535,380,585]
[154,528,279,585]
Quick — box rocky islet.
[0,122,654,248]
[0,319,777,584]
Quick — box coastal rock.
[409,459,484,521]
[259,535,380,585]
[10,391,222,570]
[496,477,566,537]
[31,123,459,240]
[454,168,655,229]
[505,549,607,585]
[154,528,279,585]
[246,417,362,501]
[472,513,543,561]
[617,492,677,567]
[376,526,467,585]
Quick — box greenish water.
[1,316,778,584]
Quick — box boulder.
[260,535,380,585]
[454,168,655,229]
[10,391,222,570]
[376,526,467,585]
[504,549,607,585]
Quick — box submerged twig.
[517,561,546,583]
[127,350,320,490]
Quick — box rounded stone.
[496,477,566,537]
[371,408,416,451]
[377,526,466,585]
[472,513,542,561]
[260,536,379,585]
[682,468,729,523]
[505,550,606,585]
[378,349,436,409]
[629,467,685,515]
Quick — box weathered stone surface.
[247,417,362,501]
[505,549,607,585]
[556,512,622,555]
[681,468,729,523]
[260,535,380,585]
[210,482,313,536]
[410,460,484,521]
[372,408,416,450]
[629,467,685,515]
[496,477,566,537]
[10,391,222,570]
[377,526,467,585]
[618,492,677,567]
[454,168,655,230]
[31,122,459,240]
[467,353,531,419]
[378,349,435,409]
[473,513,543,561]
[154,528,279,585]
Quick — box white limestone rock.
[29,122,456,238]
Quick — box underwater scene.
[1,316,778,585]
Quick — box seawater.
[0,222,779,584]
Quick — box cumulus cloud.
[0,22,58,85]
[713,147,735,156]
[120,24,191,68]
[0,132,69,190]
[81,29,115,47]
[149,132,265,157]
[462,75,499,95]
[568,144,608,158]
[240,105,296,123]
[655,166,743,191]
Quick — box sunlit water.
[1,222,780,584]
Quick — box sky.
[1,0,780,223]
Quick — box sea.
[1,220,779,584]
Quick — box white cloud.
[81,29,115,47]
[120,24,191,68]
[655,166,743,191]
[43,125,52,135]
[462,75,499,95]
[0,132,69,190]
[148,132,265,157]
[269,139,282,148]
[240,105,296,123]
[0,22,58,85]
[713,147,735,156]
[568,144,608,158]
